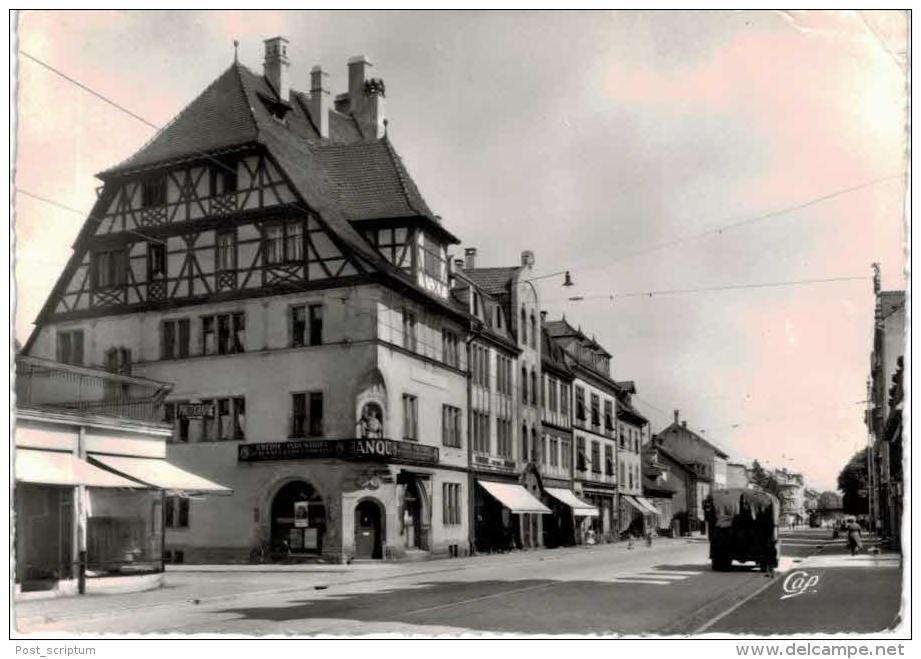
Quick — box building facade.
[24,41,477,563]
[866,269,905,547]
[652,410,729,531]
[14,356,227,595]
[545,318,620,541]
[461,250,560,551]
[613,382,655,535]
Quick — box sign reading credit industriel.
[238,439,439,465]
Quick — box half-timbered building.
[24,38,472,563]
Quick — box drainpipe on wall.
[76,426,87,595]
[465,331,476,557]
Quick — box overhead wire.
[547,274,872,304]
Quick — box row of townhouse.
[865,267,905,547]
[22,38,661,563]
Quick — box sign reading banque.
[238,438,438,465]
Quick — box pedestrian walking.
[846,518,863,555]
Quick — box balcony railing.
[15,355,171,423]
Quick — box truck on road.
[704,488,780,572]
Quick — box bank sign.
[238,438,439,466]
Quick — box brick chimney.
[347,55,386,139]
[263,37,290,101]
[309,65,330,138]
[464,247,477,270]
[674,409,679,424]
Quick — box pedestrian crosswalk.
[605,568,703,586]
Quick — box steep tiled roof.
[462,267,519,296]
[99,62,441,233]
[657,421,730,459]
[87,60,467,323]
[312,139,436,221]
[101,63,260,175]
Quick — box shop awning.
[623,495,651,516]
[89,455,232,494]
[478,480,551,514]
[634,496,660,515]
[15,449,142,488]
[544,487,599,517]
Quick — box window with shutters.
[442,405,462,448]
[216,230,237,271]
[165,496,189,528]
[56,329,85,366]
[402,394,418,440]
[442,483,461,525]
[202,312,245,355]
[591,441,601,474]
[161,318,190,359]
[291,392,323,438]
[92,248,126,289]
[403,310,417,352]
[576,436,586,472]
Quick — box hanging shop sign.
[238,438,438,466]
[178,403,215,419]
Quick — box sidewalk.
[15,536,690,628]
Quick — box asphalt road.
[707,528,903,634]
[16,529,900,636]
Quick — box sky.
[13,10,909,491]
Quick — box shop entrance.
[354,499,383,559]
[403,479,425,550]
[271,481,326,556]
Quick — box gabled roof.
[100,63,260,176]
[541,326,572,376]
[657,421,730,459]
[616,397,648,426]
[98,61,445,237]
[462,267,520,296]
[27,58,470,343]
[451,269,519,351]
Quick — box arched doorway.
[354,499,383,559]
[271,481,326,556]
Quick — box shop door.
[355,500,382,559]
[403,483,423,549]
